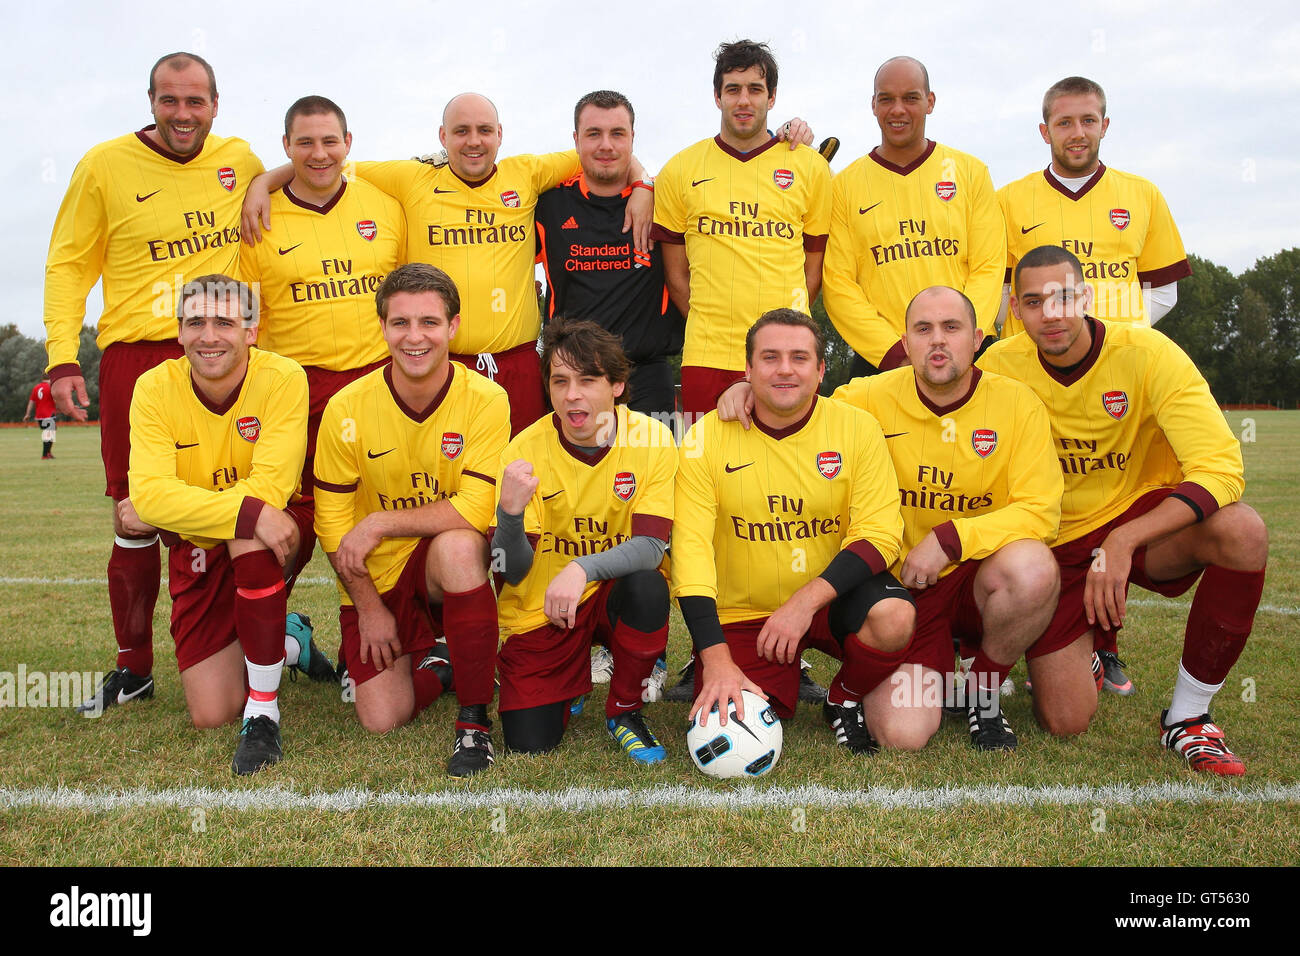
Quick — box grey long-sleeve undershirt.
[493,504,666,587]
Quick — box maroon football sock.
[966,648,1013,710]
[443,582,498,709]
[233,550,288,667]
[109,538,160,675]
[827,636,908,706]
[606,620,668,718]
[411,664,445,716]
[1180,566,1265,685]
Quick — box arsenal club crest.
[773,168,794,190]
[441,432,464,460]
[1102,390,1129,420]
[500,190,521,208]
[356,220,377,241]
[217,167,236,191]
[935,181,956,201]
[1110,208,1130,230]
[613,471,636,501]
[816,451,842,479]
[236,416,261,442]
[971,428,998,458]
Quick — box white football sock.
[284,633,303,667]
[243,657,284,723]
[1166,663,1222,726]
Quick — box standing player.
[43,53,265,714]
[245,93,654,437]
[998,77,1190,343]
[535,91,684,422]
[830,287,1062,750]
[652,40,832,420]
[314,264,509,777]
[673,309,912,750]
[493,318,676,761]
[23,375,58,459]
[822,56,1005,375]
[981,246,1267,773]
[122,275,309,775]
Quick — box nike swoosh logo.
[367,448,395,459]
[691,178,714,187]
[116,682,153,703]
[883,432,908,439]
[859,201,882,215]
[884,585,908,593]
[434,187,457,194]
[278,243,303,255]
[542,490,564,500]
[136,190,161,202]
[1020,223,1045,234]
[724,462,754,473]
[174,441,199,450]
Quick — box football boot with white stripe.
[1160,710,1244,775]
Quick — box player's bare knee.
[189,700,241,729]
[858,600,915,654]
[427,529,488,589]
[1215,503,1269,569]
[356,701,411,735]
[1033,697,1095,737]
[874,716,938,751]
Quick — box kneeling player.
[493,319,675,761]
[831,287,1062,750]
[673,309,912,753]
[981,246,1268,773]
[124,275,311,775]
[314,264,509,777]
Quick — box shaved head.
[906,285,976,329]
[874,55,930,94]
[442,92,499,127]
[439,92,503,180]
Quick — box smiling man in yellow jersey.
[980,246,1266,774]
[314,264,509,777]
[998,77,1190,341]
[673,310,912,756]
[245,93,654,437]
[44,53,265,716]
[822,56,1005,376]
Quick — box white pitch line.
[1,782,1297,813]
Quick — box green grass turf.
[0,416,1296,866]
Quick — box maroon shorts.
[339,537,444,686]
[680,366,747,421]
[1030,488,1203,658]
[698,609,844,720]
[100,340,184,499]
[167,503,315,672]
[497,580,617,712]
[452,340,544,437]
[302,360,389,497]
[904,560,984,675]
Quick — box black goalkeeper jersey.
[536,175,685,364]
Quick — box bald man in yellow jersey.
[981,246,1267,774]
[44,53,266,715]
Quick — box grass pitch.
[0,415,1296,866]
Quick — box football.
[686,690,783,778]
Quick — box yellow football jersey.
[672,398,903,623]
[652,137,831,371]
[999,165,1190,334]
[313,362,509,600]
[355,152,578,355]
[979,319,1243,545]
[239,178,405,371]
[44,129,264,371]
[833,367,1062,578]
[128,347,307,550]
[495,406,677,636]
[822,142,1006,368]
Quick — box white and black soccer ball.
[686,690,783,779]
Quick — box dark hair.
[573,90,635,131]
[1014,245,1086,291]
[540,318,631,403]
[906,286,978,329]
[149,52,217,100]
[375,263,461,320]
[284,95,348,139]
[745,309,825,364]
[713,39,778,97]
[176,273,258,325]
[1042,76,1107,123]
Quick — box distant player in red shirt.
[24,375,58,459]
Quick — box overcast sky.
[6,0,1297,341]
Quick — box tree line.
[2,248,1295,422]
